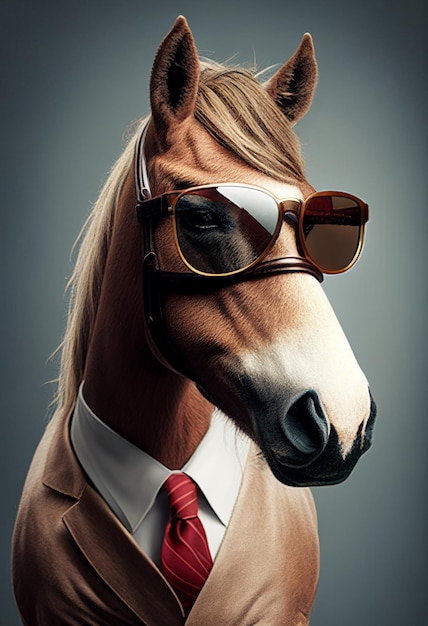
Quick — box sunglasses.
[137,184,369,277]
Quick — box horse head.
[137,17,376,487]
[81,16,375,487]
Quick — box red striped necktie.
[161,473,213,614]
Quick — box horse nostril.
[280,391,330,465]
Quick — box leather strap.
[156,256,323,289]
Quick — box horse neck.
[82,171,213,469]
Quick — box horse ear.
[265,33,318,124]
[150,16,199,141]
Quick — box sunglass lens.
[302,195,361,272]
[175,186,278,274]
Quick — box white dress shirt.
[70,385,250,567]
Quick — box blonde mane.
[52,60,306,421]
[196,62,305,182]
[51,121,147,420]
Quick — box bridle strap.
[135,121,152,202]
[156,256,323,289]
[135,121,324,378]
[142,251,190,377]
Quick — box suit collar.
[42,408,86,499]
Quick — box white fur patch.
[238,276,370,459]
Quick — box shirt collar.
[70,384,249,534]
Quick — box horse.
[12,16,376,626]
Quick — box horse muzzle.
[256,389,377,487]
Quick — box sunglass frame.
[137,183,369,277]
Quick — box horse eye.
[192,208,220,229]
[176,197,235,233]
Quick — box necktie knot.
[163,473,198,520]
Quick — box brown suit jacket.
[12,411,319,625]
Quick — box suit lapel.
[43,411,184,626]
[63,485,184,625]
[185,444,318,625]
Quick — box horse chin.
[257,413,376,488]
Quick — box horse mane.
[52,59,306,421]
[51,126,145,421]
[196,61,305,182]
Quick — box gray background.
[1,1,427,624]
